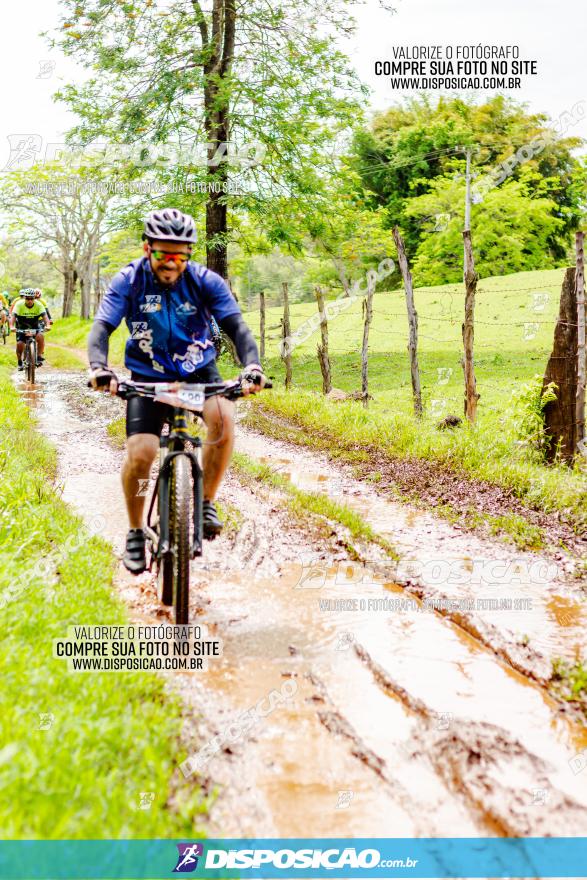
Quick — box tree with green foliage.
[0,239,61,300]
[52,0,368,278]
[403,170,562,285]
[353,94,584,263]
[1,159,120,317]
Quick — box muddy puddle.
[237,428,587,680]
[16,369,587,839]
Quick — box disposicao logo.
[173,843,204,873]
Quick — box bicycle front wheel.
[170,454,191,625]
[26,340,35,384]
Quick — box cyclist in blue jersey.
[87,208,266,574]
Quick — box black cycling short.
[126,360,224,438]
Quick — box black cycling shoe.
[203,500,223,539]
[123,528,147,574]
[36,360,43,368]
[17,363,24,371]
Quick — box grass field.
[50,266,570,414]
[46,266,586,535]
[252,267,569,418]
[0,346,203,838]
[245,267,586,535]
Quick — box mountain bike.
[105,377,271,624]
[22,328,40,384]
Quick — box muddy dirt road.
[18,368,587,839]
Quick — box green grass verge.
[0,347,204,838]
[0,332,85,371]
[43,268,587,534]
[45,344,86,370]
[245,266,586,534]
[250,267,569,418]
[107,415,127,448]
[249,389,586,537]
[231,451,399,561]
[47,316,126,367]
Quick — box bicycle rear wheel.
[170,454,191,625]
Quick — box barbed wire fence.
[264,230,586,464]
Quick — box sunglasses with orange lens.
[151,249,190,265]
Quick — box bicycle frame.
[144,407,205,563]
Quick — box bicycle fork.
[146,436,204,562]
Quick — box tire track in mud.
[236,419,587,685]
[18,369,587,839]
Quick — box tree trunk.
[280,281,292,390]
[575,231,585,448]
[392,226,422,417]
[543,267,578,463]
[93,259,102,316]
[206,192,228,279]
[462,230,480,423]
[80,266,92,319]
[62,265,77,318]
[361,277,375,408]
[333,255,351,297]
[203,0,236,279]
[314,285,331,394]
[259,291,266,361]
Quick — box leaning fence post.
[575,231,586,449]
[462,229,480,423]
[259,291,266,362]
[314,285,332,394]
[280,282,292,390]
[392,226,423,417]
[361,276,375,408]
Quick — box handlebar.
[87,375,273,403]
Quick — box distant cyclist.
[87,208,266,574]
[33,289,53,322]
[10,288,49,369]
[0,291,9,335]
[9,287,53,321]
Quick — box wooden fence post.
[280,282,292,390]
[314,285,332,394]
[361,276,375,408]
[462,230,480,423]
[543,268,578,463]
[392,226,423,417]
[259,291,266,362]
[575,231,585,448]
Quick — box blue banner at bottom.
[0,838,586,879]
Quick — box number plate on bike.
[154,384,205,411]
[24,330,36,336]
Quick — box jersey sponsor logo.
[172,338,214,374]
[140,294,162,313]
[130,321,150,339]
[176,301,198,315]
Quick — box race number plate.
[154,384,205,412]
[178,386,205,409]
